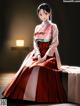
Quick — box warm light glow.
[16,40,24,47]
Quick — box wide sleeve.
[45,24,59,56]
[33,26,40,56]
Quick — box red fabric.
[2,67,31,99]
[37,42,58,69]
[2,41,67,103]
[38,41,49,57]
[36,67,67,102]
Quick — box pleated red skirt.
[2,42,67,103]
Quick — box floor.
[0,72,78,106]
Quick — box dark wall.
[0,0,80,71]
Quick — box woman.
[2,3,67,103]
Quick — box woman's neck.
[42,20,50,25]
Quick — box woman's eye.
[45,13,47,15]
[44,11,48,15]
[40,14,42,16]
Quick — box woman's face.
[38,9,50,22]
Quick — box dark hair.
[37,3,52,21]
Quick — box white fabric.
[61,65,80,104]
[33,39,40,56]
[23,66,39,101]
[15,50,34,77]
[45,24,59,56]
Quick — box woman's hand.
[32,54,41,61]
[38,54,41,60]
[30,54,47,68]
[37,54,47,64]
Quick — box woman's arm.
[45,24,59,56]
[33,26,41,59]
[33,37,40,56]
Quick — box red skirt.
[2,42,67,103]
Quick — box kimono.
[2,20,67,103]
